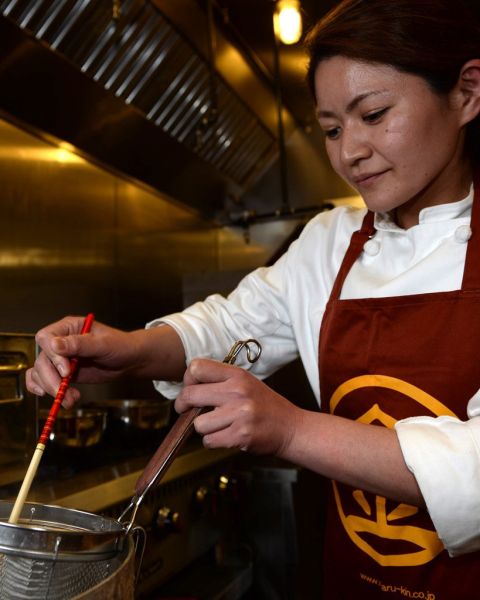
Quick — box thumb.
[51,332,94,358]
[48,334,92,378]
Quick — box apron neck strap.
[329,210,375,301]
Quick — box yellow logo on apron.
[330,375,456,567]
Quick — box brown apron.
[318,180,480,599]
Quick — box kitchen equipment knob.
[218,474,230,492]
[195,485,210,504]
[155,506,180,533]
[218,474,240,497]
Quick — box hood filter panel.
[0,0,276,187]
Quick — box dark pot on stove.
[95,399,171,430]
[99,400,172,430]
[91,399,172,453]
[38,408,108,448]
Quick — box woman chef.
[26,0,480,597]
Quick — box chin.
[362,199,399,214]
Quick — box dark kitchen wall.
[0,115,301,337]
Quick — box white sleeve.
[144,206,365,400]
[146,255,300,399]
[395,399,480,556]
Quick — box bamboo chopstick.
[8,313,95,524]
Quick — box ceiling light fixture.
[274,0,303,45]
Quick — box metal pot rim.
[38,408,108,418]
[0,500,126,560]
[94,399,170,407]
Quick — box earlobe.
[457,59,480,125]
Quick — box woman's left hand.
[176,360,424,506]
[175,358,301,455]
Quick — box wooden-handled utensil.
[119,338,262,532]
[8,313,95,524]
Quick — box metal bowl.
[39,408,107,448]
[95,399,171,431]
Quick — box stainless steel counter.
[6,447,237,513]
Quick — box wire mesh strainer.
[0,500,136,600]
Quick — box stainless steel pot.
[39,408,107,448]
[96,399,171,431]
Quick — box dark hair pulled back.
[306,0,480,159]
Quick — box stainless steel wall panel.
[0,117,277,334]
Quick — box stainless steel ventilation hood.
[0,0,349,220]
[0,0,275,214]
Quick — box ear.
[454,59,480,126]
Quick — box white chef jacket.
[147,188,480,557]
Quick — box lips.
[353,170,389,187]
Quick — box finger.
[28,352,82,405]
[33,338,71,379]
[29,352,62,395]
[35,315,88,352]
[194,405,234,435]
[184,359,238,386]
[42,328,104,379]
[28,365,81,406]
[25,369,46,396]
[36,316,91,377]
[175,379,239,413]
[37,315,101,352]
[194,403,255,450]
[60,389,80,409]
[202,425,250,452]
[202,429,235,450]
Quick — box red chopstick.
[38,312,95,445]
[8,313,95,524]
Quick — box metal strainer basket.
[0,500,138,600]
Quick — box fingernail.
[56,362,69,377]
[52,337,67,353]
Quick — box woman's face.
[314,56,470,227]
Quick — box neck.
[394,164,473,229]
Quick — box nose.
[339,126,372,166]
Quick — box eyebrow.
[316,90,386,120]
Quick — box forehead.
[313,56,419,109]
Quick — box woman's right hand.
[26,316,141,408]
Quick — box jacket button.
[454,225,472,243]
[363,239,380,256]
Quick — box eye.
[324,126,341,140]
[363,107,389,123]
